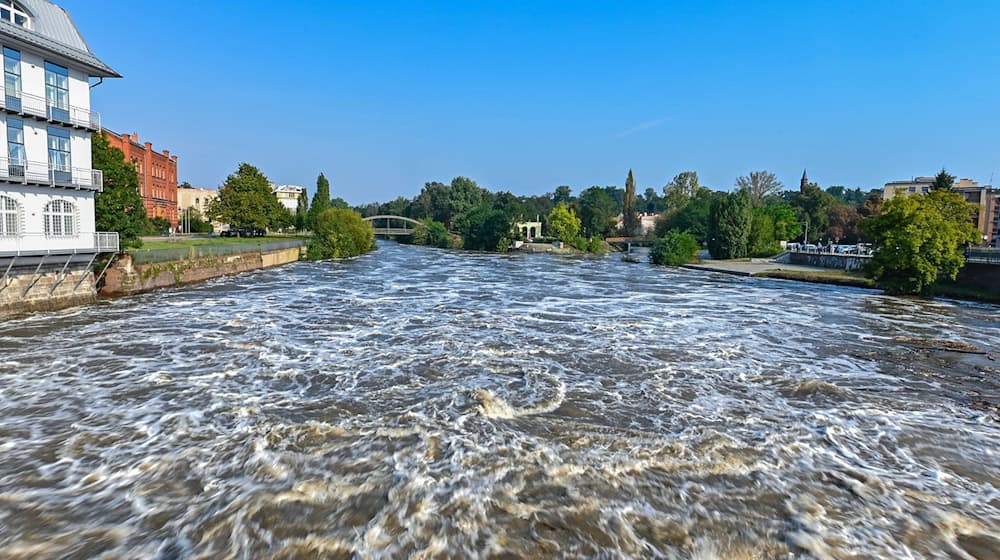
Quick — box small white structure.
[0,0,121,258]
[272,184,303,212]
[516,220,543,240]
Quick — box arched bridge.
[363,215,420,236]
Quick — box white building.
[272,184,303,212]
[0,0,120,258]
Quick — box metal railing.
[0,86,100,130]
[965,247,1000,265]
[0,156,102,191]
[0,231,119,256]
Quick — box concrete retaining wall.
[787,252,871,271]
[0,263,96,318]
[101,246,302,297]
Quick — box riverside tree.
[92,131,147,249]
[662,171,702,217]
[307,173,331,228]
[651,231,700,266]
[306,208,376,259]
[577,186,616,238]
[296,187,309,231]
[207,163,284,231]
[547,203,581,244]
[861,189,978,295]
[707,188,752,259]
[621,169,640,236]
[735,170,783,207]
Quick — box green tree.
[793,183,835,242]
[622,169,640,236]
[748,207,779,257]
[456,203,512,251]
[662,171,701,216]
[577,186,616,238]
[307,173,332,228]
[306,208,376,260]
[331,197,349,209]
[547,203,581,244]
[766,203,803,242]
[411,218,451,248]
[657,188,717,244]
[861,189,978,294]
[930,168,956,192]
[650,231,700,266]
[735,170,783,207]
[92,131,147,249]
[553,185,573,206]
[207,163,283,230]
[296,187,310,231]
[184,208,214,233]
[707,189,752,259]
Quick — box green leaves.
[547,203,581,244]
[861,189,979,294]
[208,163,284,231]
[707,189,752,259]
[651,231,699,266]
[306,208,375,259]
[92,132,146,249]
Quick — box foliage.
[931,168,956,192]
[577,186,617,238]
[492,191,526,222]
[793,183,836,242]
[736,170,783,207]
[662,171,702,216]
[411,177,488,228]
[305,208,376,260]
[456,203,512,251]
[553,185,573,206]
[143,216,172,236]
[207,163,284,230]
[748,207,779,257]
[641,187,665,214]
[92,131,147,249]
[656,188,716,244]
[331,197,350,209]
[826,186,868,206]
[707,188,752,259]
[183,208,214,233]
[826,204,860,243]
[411,218,452,248]
[296,187,310,231]
[547,203,581,244]
[651,231,700,266]
[272,205,295,231]
[621,169,640,236]
[860,189,978,294]
[307,173,331,228]
[766,203,802,241]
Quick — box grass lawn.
[754,268,876,289]
[135,236,308,251]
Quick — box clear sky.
[63,0,999,203]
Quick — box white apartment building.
[0,0,120,259]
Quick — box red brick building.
[105,130,179,229]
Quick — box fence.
[128,239,305,264]
[965,248,1000,265]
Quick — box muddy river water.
[0,242,998,559]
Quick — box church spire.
[800,168,809,192]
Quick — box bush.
[547,203,581,244]
[412,218,451,248]
[306,208,376,260]
[651,231,700,266]
[143,216,172,236]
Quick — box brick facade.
[105,130,179,229]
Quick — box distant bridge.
[363,215,420,236]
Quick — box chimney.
[132,133,139,143]
[171,155,178,162]
[122,133,129,143]
[144,142,152,152]
[163,150,169,158]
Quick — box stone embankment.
[0,257,98,318]
[101,240,305,297]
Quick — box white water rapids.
[0,241,998,559]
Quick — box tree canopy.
[931,168,956,192]
[548,203,581,244]
[707,188,752,259]
[736,170,783,207]
[577,186,616,238]
[92,131,147,249]
[207,163,284,230]
[306,208,376,259]
[622,169,640,236]
[307,173,332,228]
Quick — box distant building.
[516,220,542,240]
[272,184,303,212]
[104,130,179,229]
[882,176,999,247]
[177,184,216,216]
[800,168,809,192]
[616,213,657,235]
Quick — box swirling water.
[1,241,999,559]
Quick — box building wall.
[177,187,217,216]
[0,184,95,253]
[105,131,179,229]
[0,263,97,319]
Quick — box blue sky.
[64,0,999,204]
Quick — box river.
[0,241,998,559]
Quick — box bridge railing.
[966,247,1000,265]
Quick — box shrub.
[547,203,581,244]
[651,231,700,266]
[306,208,376,260]
[412,218,451,248]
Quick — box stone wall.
[0,263,96,318]
[954,262,1000,295]
[787,252,872,271]
[101,246,302,297]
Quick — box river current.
[1,242,998,559]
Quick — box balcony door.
[44,62,69,122]
[6,117,24,179]
[3,48,19,112]
[47,127,71,185]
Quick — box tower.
[800,168,810,192]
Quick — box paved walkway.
[681,260,834,277]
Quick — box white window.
[0,195,17,236]
[0,1,30,28]
[43,199,75,236]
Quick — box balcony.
[0,87,100,131]
[0,156,102,191]
[0,231,119,257]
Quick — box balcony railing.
[0,231,120,256]
[0,87,100,130]
[0,156,102,191]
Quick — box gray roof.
[0,0,119,77]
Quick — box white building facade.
[0,0,120,258]
[272,184,303,212]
